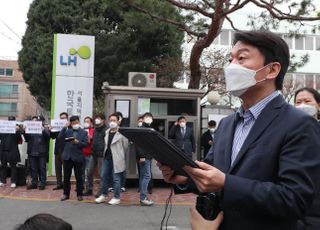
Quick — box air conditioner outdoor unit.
[128,72,156,88]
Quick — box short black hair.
[177,116,186,122]
[32,115,45,121]
[15,213,72,230]
[95,113,106,120]
[59,112,68,118]
[208,120,216,127]
[143,112,153,118]
[138,116,144,120]
[294,87,320,104]
[84,116,93,123]
[233,30,289,90]
[115,111,123,118]
[69,115,80,122]
[108,113,119,120]
[8,116,16,121]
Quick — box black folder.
[119,127,199,176]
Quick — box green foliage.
[18,0,184,110]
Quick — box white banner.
[0,120,16,134]
[50,119,68,132]
[24,121,43,134]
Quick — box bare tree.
[122,0,320,90]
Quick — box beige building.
[0,60,41,121]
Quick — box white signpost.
[50,33,95,175]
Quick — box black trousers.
[55,154,63,186]
[63,159,83,196]
[0,159,17,184]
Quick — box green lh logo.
[60,45,91,66]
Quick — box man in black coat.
[200,120,216,159]
[24,116,50,190]
[168,116,195,159]
[85,114,107,196]
[50,112,68,190]
[0,116,22,188]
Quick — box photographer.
[158,30,320,230]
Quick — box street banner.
[50,119,68,132]
[0,120,16,133]
[24,121,43,134]
[50,33,95,175]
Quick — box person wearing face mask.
[294,87,320,230]
[158,30,320,230]
[200,120,217,159]
[50,112,69,190]
[95,113,129,205]
[86,114,107,197]
[23,116,50,190]
[60,115,88,202]
[168,116,195,160]
[82,116,94,196]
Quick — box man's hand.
[72,139,79,144]
[190,207,223,230]
[156,162,188,185]
[184,161,225,193]
[208,140,213,145]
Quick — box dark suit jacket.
[60,128,88,163]
[201,130,214,158]
[179,95,320,230]
[168,124,195,158]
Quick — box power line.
[0,17,22,41]
[0,31,21,46]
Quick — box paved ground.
[0,179,196,230]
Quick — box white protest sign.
[50,119,67,132]
[0,120,16,134]
[24,121,43,134]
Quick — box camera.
[196,192,220,220]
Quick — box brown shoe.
[60,195,69,201]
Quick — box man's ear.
[266,62,281,80]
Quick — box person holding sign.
[0,116,22,188]
[60,115,88,202]
[24,116,50,190]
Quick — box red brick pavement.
[0,181,196,205]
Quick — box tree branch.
[121,0,205,38]
[165,0,214,17]
[225,16,241,31]
[223,0,250,15]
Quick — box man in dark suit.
[59,115,88,202]
[158,30,320,230]
[200,120,216,159]
[169,116,195,159]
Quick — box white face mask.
[72,124,80,130]
[179,122,186,128]
[224,63,268,97]
[296,104,318,116]
[138,122,143,127]
[95,119,101,125]
[84,122,90,129]
[144,117,153,124]
[209,128,216,133]
[109,121,118,129]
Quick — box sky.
[0,0,33,59]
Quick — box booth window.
[150,98,197,116]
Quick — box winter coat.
[0,131,22,163]
[91,124,107,157]
[50,127,67,155]
[24,128,50,157]
[103,128,129,173]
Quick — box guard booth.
[102,83,204,179]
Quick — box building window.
[220,30,230,46]
[0,68,13,77]
[0,102,17,116]
[295,37,304,50]
[0,84,19,97]
[316,37,320,51]
[304,36,314,51]
[283,35,293,49]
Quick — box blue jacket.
[178,95,320,230]
[60,127,88,163]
